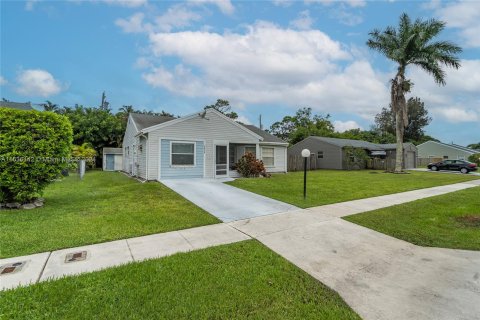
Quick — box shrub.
[468,154,480,166]
[0,108,73,202]
[71,143,97,169]
[236,152,268,178]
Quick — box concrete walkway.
[0,224,250,290]
[230,179,480,320]
[1,179,479,320]
[161,178,299,222]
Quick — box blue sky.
[1,0,479,144]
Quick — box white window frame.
[261,147,275,167]
[170,141,196,167]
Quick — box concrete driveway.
[161,179,298,222]
[230,191,480,320]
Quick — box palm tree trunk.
[391,67,408,173]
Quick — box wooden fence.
[288,155,319,172]
[365,158,396,171]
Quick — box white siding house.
[102,148,123,171]
[122,109,288,180]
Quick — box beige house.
[417,141,479,160]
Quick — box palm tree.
[367,13,462,172]
[42,100,58,112]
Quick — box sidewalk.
[0,224,250,290]
[1,179,479,293]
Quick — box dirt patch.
[455,215,480,228]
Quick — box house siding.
[288,137,343,170]
[417,141,476,160]
[137,136,148,179]
[122,115,138,174]
[159,139,204,179]
[147,109,259,180]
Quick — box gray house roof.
[240,124,287,143]
[379,143,416,150]
[310,136,383,151]
[103,147,123,154]
[130,113,176,131]
[0,101,33,110]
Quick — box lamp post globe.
[301,149,310,158]
[301,149,310,199]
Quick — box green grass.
[0,240,360,320]
[227,170,479,208]
[345,187,480,250]
[0,171,219,258]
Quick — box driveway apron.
[161,178,299,222]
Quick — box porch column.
[256,143,260,160]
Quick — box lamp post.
[301,149,310,199]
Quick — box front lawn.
[0,240,360,320]
[345,187,480,250]
[0,171,219,258]
[227,170,479,208]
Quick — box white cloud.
[25,0,39,11]
[435,1,480,48]
[305,0,366,8]
[408,59,480,123]
[155,5,202,32]
[100,0,147,8]
[434,107,478,123]
[0,76,7,86]
[272,0,293,7]
[116,5,201,34]
[15,69,64,97]
[187,0,234,15]
[236,115,252,125]
[115,12,146,33]
[290,10,314,30]
[142,22,390,118]
[333,120,362,132]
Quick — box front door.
[215,145,228,178]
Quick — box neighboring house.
[288,136,417,169]
[102,148,123,171]
[122,109,288,180]
[417,140,479,160]
[0,101,33,110]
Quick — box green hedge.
[0,108,73,202]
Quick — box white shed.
[103,148,123,171]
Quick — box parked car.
[427,160,478,174]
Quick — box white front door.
[215,144,228,178]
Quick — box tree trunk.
[391,67,408,173]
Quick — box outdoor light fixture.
[301,149,310,199]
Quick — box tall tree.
[269,107,334,145]
[41,100,59,112]
[367,13,461,172]
[204,99,238,120]
[374,97,433,144]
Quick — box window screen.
[171,142,195,166]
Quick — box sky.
[1,0,479,145]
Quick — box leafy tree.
[41,100,59,112]
[269,107,334,145]
[58,106,124,162]
[335,128,396,144]
[71,143,97,168]
[468,154,480,166]
[467,143,480,150]
[367,13,461,172]
[204,99,238,120]
[374,97,433,144]
[0,108,73,202]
